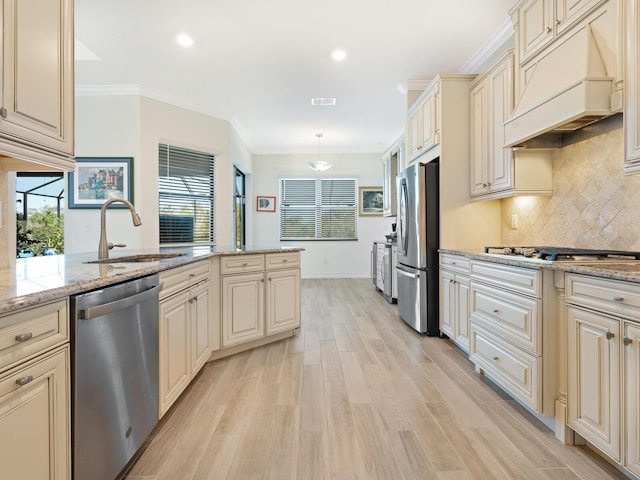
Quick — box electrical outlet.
[511,214,519,229]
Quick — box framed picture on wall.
[359,186,383,216]
[256,195,276,212]
[68,157,134,208]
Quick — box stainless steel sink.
[85,253,186,264]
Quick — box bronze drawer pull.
[15,332,33,342]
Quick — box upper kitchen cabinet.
[382,136,403,216]
[625,0,640,173]
[470,50,552,200]
[407,82,440,163]
[0,0,74,171]
[515,0,605,65]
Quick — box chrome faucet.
[98,198,142,259]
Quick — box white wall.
[66,95,241,254]
[66,95,142,253]
[253,153,393,278]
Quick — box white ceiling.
[75,0,515,154]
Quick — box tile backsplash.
[501,128,640,250]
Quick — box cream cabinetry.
[440,253,471,352]
[470,50,553,200]
[469,261,556,415]
[515,0,604,65]
[221,252,300,350]
[382,136,402,216]
[565,273,640,473]
[0,0,75,171]
[407,83,440,162]
[0,300,70,480]
[625,0,640,173]
[159,260,213,417]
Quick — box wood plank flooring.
[126,278,628,480]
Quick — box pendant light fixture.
[307,133,332,171]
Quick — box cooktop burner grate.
[484,246,640,261]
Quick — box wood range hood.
[504,24,615,149]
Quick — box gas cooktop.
[483,246,640,263]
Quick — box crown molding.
[459,16,514,74]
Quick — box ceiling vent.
[311,97,336,106]
[504,24,614,148]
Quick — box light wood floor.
[126,278,628,480]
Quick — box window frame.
[158,143,216,246]
[279,177,358,241]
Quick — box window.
[159,144,215,245]
[280,178,357,240]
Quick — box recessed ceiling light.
[176,34,193,47]
[311,97,337,106]
[331,49,347,61]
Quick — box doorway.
[233,167,246,248]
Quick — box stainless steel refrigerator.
[396,160,439,334]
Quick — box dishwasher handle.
[79,283,163,320]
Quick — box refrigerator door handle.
[399,178,409,256]
[396,267,419,279]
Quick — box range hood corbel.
[504,23,614,148]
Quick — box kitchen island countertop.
[440,248,640,283]
[0,246,304,315]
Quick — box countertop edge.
[439,248,640,283]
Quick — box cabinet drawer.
[470,281,541,354]
[221,254,265,274]
[266,252,300,270]
[0,299,68,373]
[441,254,470,275]
[160,260,210,299]
[470,324,540,412]
[566,273,640,321]
[470,260,541,297]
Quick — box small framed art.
[256,195,276,212]
[68,157,134,208]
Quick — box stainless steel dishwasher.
[71,274,162,480]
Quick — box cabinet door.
[625,322,640,476]
[455,275,471,352]
[625,0,640,172]
[0,347,69,480]
[222,272,265,347]
[440,270,455,338]
[470,78,489,197]
[1,0,74,156]
[567,306,621,461]
[266,268,301,335]
[191,281,211,376]
[421,87,439,152]
[518,0,554,63]
[159,291,191,417]
[555,0,602,35]
[407,106,422,160]
[488,53,514,193]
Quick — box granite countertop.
[0,246,304,315]
[440,248,640,283]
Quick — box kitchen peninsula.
[0,246,302,480]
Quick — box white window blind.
[280,178,357,240]
[159,144,215,245]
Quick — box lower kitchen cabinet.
[565,272,640,474]
[566,305,621,461]
[266,267,301,335]
[0,346,69,480]
[221,252,301,350]
[221,271,265,347]
[159,260,213,417]
[440,253,471,352]
[468,260,554,415]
